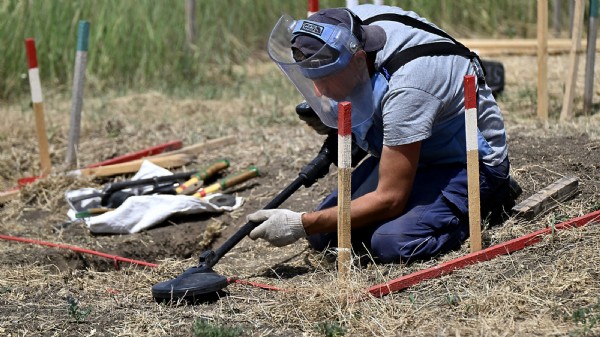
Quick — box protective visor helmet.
[267,8,386,128]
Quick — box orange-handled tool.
[176,159,230,195]
[193,166,259,198]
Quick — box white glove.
[247,209,307,247]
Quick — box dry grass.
[1,223,599,336]
[1,54,599,336]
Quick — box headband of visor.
[290,16,360,79]
[267,12,375,129]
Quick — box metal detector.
[151,137,336,303]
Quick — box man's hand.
[247,209,307,247]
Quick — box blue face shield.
[352,72,389,157]
[267,14,374,130]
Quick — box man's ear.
[352,50,367,64]
[350,50,369,72]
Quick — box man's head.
[291,8,386,64]
[266,10,384,129]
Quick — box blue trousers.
[307,156,510,263]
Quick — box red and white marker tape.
[463,75,482,252]
[337,101,352,280]
[25,39,43,105]
[25,38,52,176]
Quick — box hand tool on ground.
[192,166,260,198]
[176,159,230,195]
[151,136,336,303]
[69,159,230,207]
[75,207,114,218]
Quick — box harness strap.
[379,42,479,80]
[363,13,460,44]
[362,13,485,82]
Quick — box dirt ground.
[1,54,599,336]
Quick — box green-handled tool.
[176,159,230,195]
[193,166,259,198]
[75,208,114,218]
[68,159,231,207]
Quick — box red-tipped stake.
[337,102,352,280]
[464,75,481,253]
[307,0,318,17]
[25,38,52,176]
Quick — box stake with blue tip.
[66,20,90,168]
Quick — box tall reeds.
[0,0,569,102]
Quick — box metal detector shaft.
[199,144,334,269]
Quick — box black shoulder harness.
[363,13,485,83]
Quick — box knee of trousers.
[370,233,426,263]
[370,212,466,263]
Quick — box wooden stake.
[24,38,52,176]
[584,0,599,114]
[0,188,20,204]
[464,75,481,253]
[461,38,591,55]
[151,136,236,158]
[538,0,549,122]
[185,0,196,46]
[71,153,193,177]
[512,176,579,220]
[337,102,352,280]
[560,0,585,121]
[307,0,318,17]
[553,0,563,37]
[85,139,182,168]
[66,20,90,168]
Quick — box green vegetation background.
[0,1,571,102]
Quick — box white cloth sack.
[65,160,176,216]
[84,193,243,234]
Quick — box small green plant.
[446,294,460,307]
[568,300,600,337]
[408,293,417,305]
[588,200,600,212]
[315,321,346,337]
[192,319,242,337]
[66,295,92,323]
